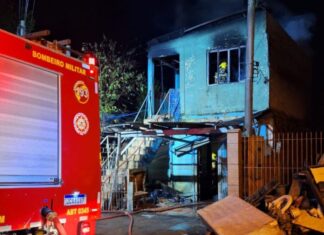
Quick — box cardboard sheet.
[198,196,275,235]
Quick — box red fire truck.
[0,29,101,235]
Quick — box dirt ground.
[96,208,208,235]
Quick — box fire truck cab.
[0,29,101,235]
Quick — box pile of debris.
[148,183,193,208]
[198,162,324,234]
[264,166,324,234]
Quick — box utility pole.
[17,0,35,36]
[17,0,28,36]
[244,0,256,136]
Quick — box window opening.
[239,47,246,81]
[230,49,239,82]
[208,47,246,85]
[153,55,179,113]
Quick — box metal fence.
[242,132,324,197]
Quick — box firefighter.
[214,61,228,83]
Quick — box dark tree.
[88,36,146,114]
[0,0,35,34]
[0,0,19,33]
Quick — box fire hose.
[41,207,67,235]
[98,201,211,235]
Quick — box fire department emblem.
[73,113,89,135]
[73,81,89,104]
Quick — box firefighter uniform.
[214,61,228,84]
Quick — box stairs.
[101,134,161,210]
[100,88,179,210]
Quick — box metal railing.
[101,136,129,172]
[133,94,148,123]
[154,89,180,122]
[133,89,180,123]
[101,133,154,210]
[242,131,324,197]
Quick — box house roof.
[148,9,264,47]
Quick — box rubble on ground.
[198,161,324,235]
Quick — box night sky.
[30,1,322,50]
[1,0,324,127]
[33,0,246,48]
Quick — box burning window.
[208,47,246,84]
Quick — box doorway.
[198,138,227,201]
[153,55,179,113]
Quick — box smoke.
[170,0,315,44]
[261,0,316,43]
[280,14,315,42]
[173,0,245,29]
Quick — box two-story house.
[145,9,311,201]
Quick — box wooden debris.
[292,209,324,233]
[310,166,324,184]
[245,179,279,207]
[129,168,148,210]
[317,154,324,166]
[305,169,324,209]
[288,177,301,200]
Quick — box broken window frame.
[207,46,246,85]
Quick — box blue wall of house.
[147,11,270,122]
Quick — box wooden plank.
[24,30,50,39]
[305,170,324,210]
[310,167,324,184]
[57,39,71,46]
[248,136,265,196]
[288,178,301,200]
[198,196,275,235]
[292,210,324,233]
[246,179,279,207]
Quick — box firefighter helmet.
[219,61,227,70]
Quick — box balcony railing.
[154,89,180,122]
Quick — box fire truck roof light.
[88,57,95,65]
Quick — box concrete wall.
[148,11,270,122]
